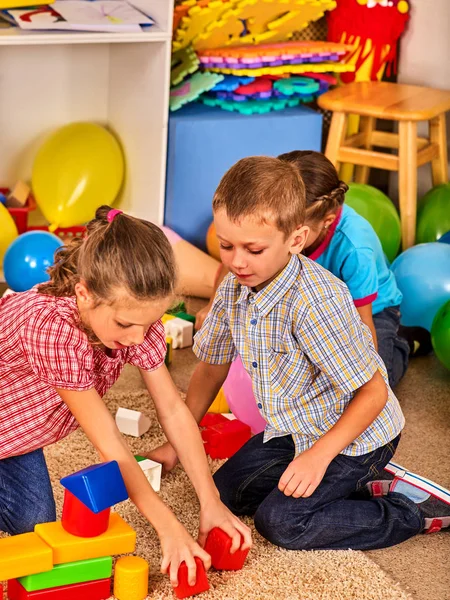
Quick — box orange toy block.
[0,533,53,581]
[35,513,135,565]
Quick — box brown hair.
[38,205,177,304]
[212,156,306,237]
[278,150,348,222]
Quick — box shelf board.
[0,24,171,45]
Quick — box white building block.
[163,317,193,349]
[137,459,162,492]
[115,407,151,437]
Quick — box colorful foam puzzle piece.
[174,557,210,599]
[204,528,249,570]
[235,77,273,94]
[170,72,224,112]
[62,489,110,538]
[171,46,200,87]
[205,61,355,77]
[201,419,251,458]
[0,533,53,581]
[8,577,111,600]
[211,75,255,91]
[173,0,230,51]
[60,461,128,513]
[115,407,151,437]
[35,513,136,564]
[201,95,301,114]
[198,40,351,60]
[114,556,149,600]
[273,76,320,96]
[18,557,112,592]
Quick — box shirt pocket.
[266,346,309,399]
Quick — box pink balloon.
[223,356,266,434]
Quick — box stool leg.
[324,112,347,173]
[399,121,418,250]
[429,113,449,186]
[354,116,375,184]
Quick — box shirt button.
[257,403,262,409]
[250,319,257,325]
[252,361,257,368]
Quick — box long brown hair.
[38,205,177,303]
[278,150,348,222]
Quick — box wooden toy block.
[0,533,53,581]
[201,419,251,459]
[62,489,110,537]
[115,407,151,437]
[163,316,194,348]
[18,557,112,592]
[204,528,249,570]
[174,557,209,599]
[6,180,30,208]
[8,577,111,600]
[60,461,128,513]
[134,456,162,492]
[34,513,136,564]
[165,336,173,366]
[114,556,149,600]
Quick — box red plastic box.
[174,557,209,599]
[8,578,111,600]
[201,419,251,459]
[1,187,36,234]
[205,528,249,571]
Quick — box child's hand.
[198,497,252,553]
[278,447,331,498]
[143,442,179,475]
[160,520,211,587]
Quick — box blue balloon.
[438,230,450,244]
[3,231,63,292]
[391,243,450,331]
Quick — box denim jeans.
[214,433,424,551]
[0,448,56,535]
[373,306,410,389]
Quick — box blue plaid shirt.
[194,254,405,456]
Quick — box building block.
[174,557,209,599]
[62,489,110,537]
[34,513,136,564]
[163,317,193,349]
[113,556,149,600]
[134,456,162,492]
[208,388,230,414]
[199,412,229,428]
[204,528,249,570]
[173,311,196,324]
[201,419,251,459]
[115,407,151,437]
[162,313,176,323]
[0,533,53,581]
[8,577,111,600]
[165,103,322,250]
[18,557,112,592]
[60,461,128,513]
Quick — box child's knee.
[5,497,56,535]
[254,499,309,550]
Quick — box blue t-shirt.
[309,204,402,314]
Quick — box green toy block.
[173,311,195,324]
[167,301,186,315]
[18,556,112,592]
[134,455,146,462]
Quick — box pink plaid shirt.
[0,289,166,459]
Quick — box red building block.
[8,578,111,600]
[62,489,110,537]
[201,419,251,459]
[205,528,249,571]
[199,413,228,428]
[174,557,209,599]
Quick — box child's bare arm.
[195,265,229,330]
[356,303,378,351]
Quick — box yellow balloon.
[0,204,19,265]
[32,123,125,229]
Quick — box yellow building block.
[161,313,175,324]
[208,387,230,414]
[165,336,173,366]
[114,556,149,600]
[0,532,53,581]
[35,513,136,565]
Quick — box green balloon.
[431,300,450,371]
[345,183,401,263]
[417,183,450,243]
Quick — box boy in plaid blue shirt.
[149,157,450,550]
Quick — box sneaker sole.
[385,461,450,505]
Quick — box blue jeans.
[0,448,56,535]
[214,433,424,550]
[373,306,410,389]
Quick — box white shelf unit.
[0,0,173,225]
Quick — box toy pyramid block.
[204,528,249,570]
[8,577,111,600]
[18,556,112,592]
[60,461,128,513]
[0,533,53,581]
[201,419,251,459]
[62,489,110,537]
[115,407,151,438]
[134,456,162,492]
[34,513,136,565]
[114,556,149,600]
[174,557,209,599]
[163,317,194,349]
[208,387,230,414]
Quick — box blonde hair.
[38,205,177,303]
[212,156,306,237]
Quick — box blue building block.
[60,462,128,514]
[165,102,322,250]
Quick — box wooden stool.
[318,81,450,249]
